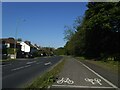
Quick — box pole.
[14,19,25,59]
[14,20,19,59]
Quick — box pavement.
[2,56,63,88]
[51,56,119,90]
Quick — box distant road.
[2,56,63,88]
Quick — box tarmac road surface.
[51,56,119,90]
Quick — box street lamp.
[14,19,26,59]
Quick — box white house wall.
[20,42,30,52]
[5,43,10,48]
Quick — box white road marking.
[26,61,37,64]
[24,65,31,68]
[11,66,24,71]
[44,62,52,65]
[85,78,102,85]
[52,85,116,88]
[77,60,118,88]
[11,65,31,71]
[57,77,74,84]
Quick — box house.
[1,37,40,59]
[25,41,38,56]
[20,42,30,53]
[19,41,39,58]
[19,41,31,58]
[1,37,21,59]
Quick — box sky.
[2,2,88,48]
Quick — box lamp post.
[14,19,25,59]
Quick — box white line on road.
[11,65,31,71]
[57,77,74,84]
[26,61,37,64]
[85,78,102,85]
[44,62,52,65]
[52,85,115,88]
[24,65,31,68]
[76,60,118,89]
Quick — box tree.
[64,26,75,41]
[84,2,120,59]
[55,47,65,55]
[17,38,22,42]
[64,2,120,61]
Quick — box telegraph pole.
[14,19,25,59]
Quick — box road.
[2,56,63,88]
[51,56,119,90]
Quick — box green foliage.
[26,59,66,89]
[7,48,15,54]
[2,48,7,54]
[64,26,75,41]
[17,38,22,42]
[55,47,65,55]
[42,47,55,56]
[64,2,120,61]
[32,51,39,57]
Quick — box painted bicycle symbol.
[85,78,102,85]
[57,77,74,84]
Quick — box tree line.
[56,2,120,61]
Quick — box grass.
[25,58,66,89]
[87,60,119,74]
[77,56,119,74]
[75,56,86,61]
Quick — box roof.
[2,38,16,43]
[24,41,36,48]
[0,38,20,45]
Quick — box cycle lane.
[51,57,119,90]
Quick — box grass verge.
[75,57,86,61]
[76,57,119,74]
[86,60,119,74]
[25,58,66,89]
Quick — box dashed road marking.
[44,62,52,65]
[24,65,31,68]
[26,61,37,64]
[11,65,31,71]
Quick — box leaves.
[64,2,120,60]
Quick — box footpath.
[50,56,119,90]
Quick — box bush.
[7,48,15,54]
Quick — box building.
[25,41,39,57]
[1,38,40,59]
[20,41,31,58]
[1,37,21,59]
